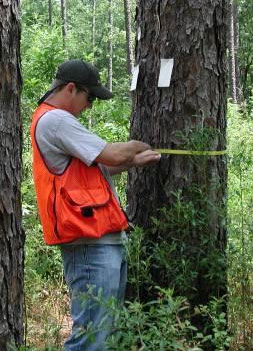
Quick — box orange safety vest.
[30,103,128,245]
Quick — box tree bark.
[61,0,67,49]
[127,0,228,335]
[108,0,113,92]
[124,0,134,75]
[0,1,24,350]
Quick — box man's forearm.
[95,140,151,166]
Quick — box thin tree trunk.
[124,0,134,75]
[61,0,67,49]
[48,0,52,26]
[0,1,24,350]
[229,0,238,104]
[92,0,96,63]
[128,0,228,340]
[234,1,243,103]
[88,0,97,129]
[108,0,113,92]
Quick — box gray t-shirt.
[35,108,126,245]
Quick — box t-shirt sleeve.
[55,110,106,166]
[37,109,107,166]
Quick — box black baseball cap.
[38,59,113,104]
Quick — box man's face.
[72,88,93,115]
[62,83,94,116]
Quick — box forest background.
[19,0,253,350]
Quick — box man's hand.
[132,149,161,167]
[106,150,161,175]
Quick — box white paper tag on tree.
[158,59,174,87]
[137,27,141,41]
[130,65,140,91]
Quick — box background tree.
[48,0,53,26]
[92,0,97,63]
[107,0,113,92]
[0,1,24,350]
[238,0,253,103]
[229,0,242,104]
[229,0,238,104]
[127,0,228,339]
[234,1,241,104]
[61,0,67,49]
[124,0,134,75]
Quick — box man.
[30,59,160,351]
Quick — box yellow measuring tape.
[154,149,226,156]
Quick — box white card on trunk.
[130,65,140,91]
[137,27,141,41]
[158,58,174,87]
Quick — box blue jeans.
[60,244,127,351]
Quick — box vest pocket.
[58,187,111,239]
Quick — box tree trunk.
[233,1,242,103]
[87,0,97,129]
[127,0,228,337]
[108,0,113,92]
[48,0,52,26]
[0,2,24,350]
[92,0,96,63]
[61,0,67,49]
[124,0,134,75]
[229,0,238,104]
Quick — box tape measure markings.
[154,149,226,156]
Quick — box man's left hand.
[132,149,161,167]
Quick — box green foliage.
[21,22,66,101]
[21,0,131,100]
[197,297,231,351]
[125,227,152,299]
[66,0,129,95]
[113,226,228,351]
[104,226,228,351]
[107,290,204,351]
[227,102,253,349]
[21,20,67,152]
[147,120,226,302]
[176,124,219,152]
[21,0,49,25]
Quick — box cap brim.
[89,84,113,100]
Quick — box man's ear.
[65,82,76,94]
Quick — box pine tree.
[0,1,24,350]
[127,0,228,339]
